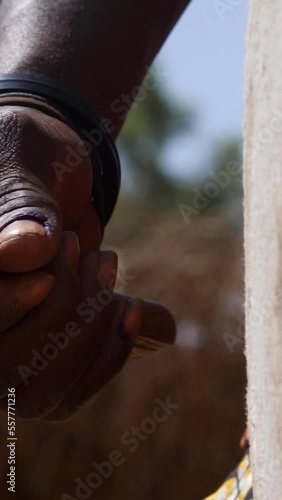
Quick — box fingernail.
[97,251,118,290]
[0,220,46,244]
[117,298,143,345]
[20,275,55,311]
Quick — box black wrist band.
[0,73,121,231]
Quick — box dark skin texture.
[0,0,190,419]
[0,0,190,134]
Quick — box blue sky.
[155,0,250,180]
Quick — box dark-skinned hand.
[0,104,146,420]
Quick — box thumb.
[0,108,62,273]
[0,191,62,273]
[0,221,61,275]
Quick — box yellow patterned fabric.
[204,453,253,500]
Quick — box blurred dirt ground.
[0,211,246,499]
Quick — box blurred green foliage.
[118,83,194,208]
[109,74,243,242]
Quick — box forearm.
[0,0,190,136]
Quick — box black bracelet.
[0,73,121,231]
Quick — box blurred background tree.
[108,76,243,244]
[118,83,195,208]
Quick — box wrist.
[0,94,70,126]
[0,74,121,229]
